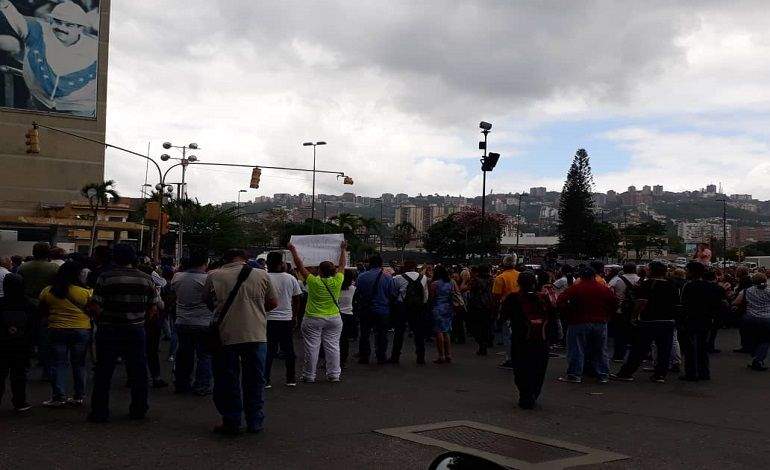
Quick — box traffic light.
[250,167,262,189]
[343,176,354,185]
[481,152,500,172]
[25,127,40,154]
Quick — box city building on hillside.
[642,185,652,196]
[653,185,664,196]
[731,194,753,201]
[735,226,770,246]
[677,221,733,247]
[395,193,409,204]
[530,187,547,198]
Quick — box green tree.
[423,208,506,261]
[392,221,417,262]
[165,199,246,254]
[80,180,120,256]
[588,222,620,259]
[623,221,667,261]
[558,149,597,258]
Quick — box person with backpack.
[501,271,557,409]
[467,265,495,356]
[391,260,429,364]
[610,261,679,383]
[0,273,34,412]
[355,255,396,365]
[732,273,770,371]
[607,263,640,362]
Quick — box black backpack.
[619,275,638,319]
[403,274,425,312]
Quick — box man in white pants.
[288,241,347,383]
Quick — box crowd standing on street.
[2,240,770,434]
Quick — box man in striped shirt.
[87,244,161,423]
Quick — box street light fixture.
[161,141,202,265]
[478,122,501,260]
[303,141,327,234]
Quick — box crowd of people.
[1,242,769,434]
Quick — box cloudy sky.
[103,0,770,203]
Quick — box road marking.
[375,420,629,469]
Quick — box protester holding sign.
[288,239,347,383]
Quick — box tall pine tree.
[558,149,597,258]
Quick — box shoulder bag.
[205,265,252,353]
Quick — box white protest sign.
[289,233,345,267]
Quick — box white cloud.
[102,1,770,202]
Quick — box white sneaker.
[285,382,297,387]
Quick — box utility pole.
[717,197,727,269]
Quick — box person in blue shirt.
[354,255,396,364]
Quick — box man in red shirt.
[556,267,617,384]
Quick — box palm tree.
[359,216,381,244]
[81,180,120,256]
[392,221,417,262]
[332,213,362,234]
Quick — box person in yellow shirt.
[39,261,93,407]
[492,256,520,369]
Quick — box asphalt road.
[2,329,770,469]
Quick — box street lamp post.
[478,121,500,260]
[516,192,524,251]
[161,142,199,265]
[303,141,326,234]
[717,197,728,269]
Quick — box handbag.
[450,280,466,311]
[205,265,252,353]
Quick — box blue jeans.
[174,324,212,393]
[212,342,267,429]
[566,323,609,379]
[49,328,92,400]
[90,325,148,420]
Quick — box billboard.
[0,0,100,118]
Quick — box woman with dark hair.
[500,271,556,409]
[338,268,357,365]
[38,261,93,407]
[467,265,494,356]
[288,241,347,382]
[430,265,456,364]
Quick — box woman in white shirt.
[339,269,357,366]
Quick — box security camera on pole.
[478,121,501,260]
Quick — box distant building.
[395,205,424,233]
[731,194,753,201]
[530,187,547,199]
[395,193,409,204]
[642,185,652,196]
[706,184,717,194]
[342,192,356,203]
[735,226,770,246]
[653,185,664,196]
[381,193,394,204]
[677,221,733,247]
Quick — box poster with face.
[0,0,100,118]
